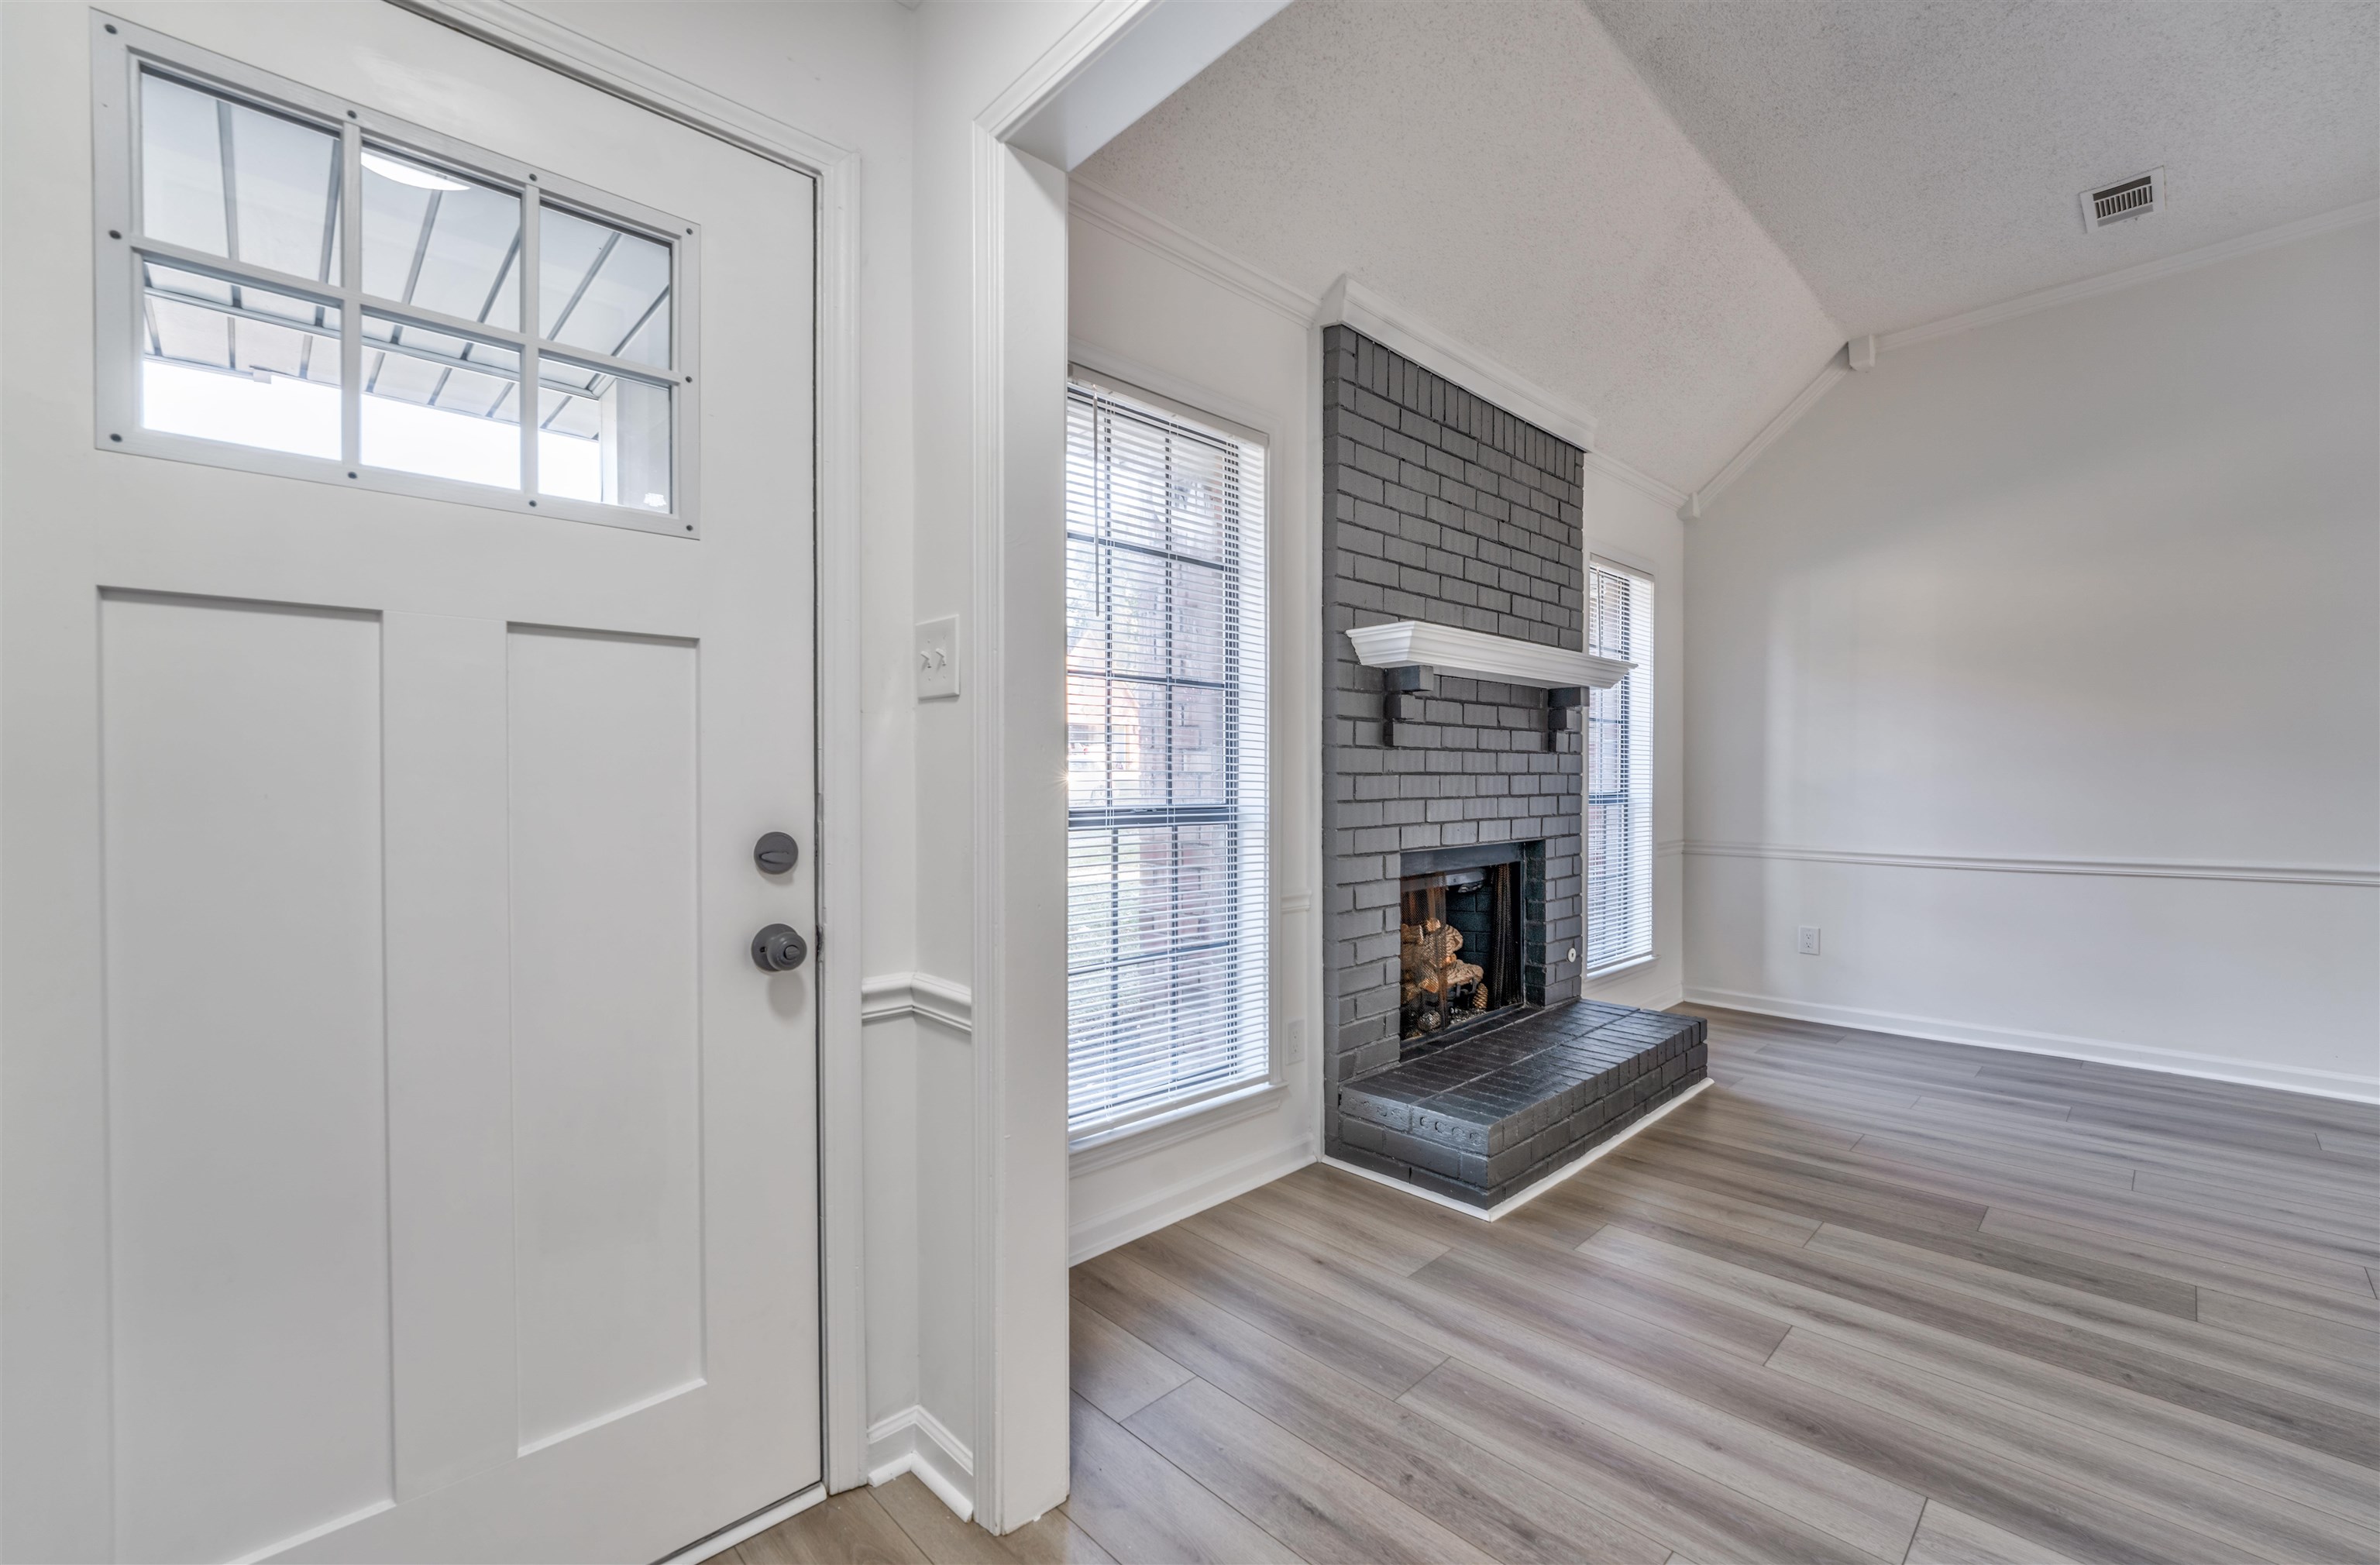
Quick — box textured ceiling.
[1589,1,2380,337]
[1075,0,1845,494]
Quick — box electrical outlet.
[1285,1019,1305,1064]
[1797,925,1822,956]
[915,616,960,700]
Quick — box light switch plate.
[1797,925,1822,955]
[916,616,960,700]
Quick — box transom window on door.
[1584,556,1655,971]
[95,32,698,534]
[1065,377,1271,1139]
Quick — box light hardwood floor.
[743,1006,2380,1563]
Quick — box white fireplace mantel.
[1346,621,1631,690]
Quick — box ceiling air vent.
[2081,167,2163,231]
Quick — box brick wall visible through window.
[1064,379,1270,1137]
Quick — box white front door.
[2,5,820,1560]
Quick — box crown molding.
[1680,359,1849,520]
[1069,177,1317,324]
[1685,839,2380,889]
[1319,276,1599,454]
[1878,198,2380,353]
[1584,449,1688,511]
[1682,200,2380,522]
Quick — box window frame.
[1583,552,1656,976]
[1061,368,1277,1151]
[90,12,703,537]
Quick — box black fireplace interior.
[1399,844,1533,1045]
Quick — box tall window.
[1584,558,1654,971]
[1065,378,1269,1137]
[98,24,693,535]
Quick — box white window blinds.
[1065,379,1270,1137]
[1584,558,1654,971]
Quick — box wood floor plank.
[1766,1328,2380,1565]
[1074,1015,2380,1565]
[1064,1393,1299,1565]
[1074,1245,1673,1565]
[1401,1360,1897,1565]
[741,1489,930,1565]
[871,1474,1117,1565]
[1071,1300,1192,1422]
[1125,1378,1496,1565]
[1584,1211,2380,1531]
[1116,1222,1446,1398]
[1803,1223,2380,1412]
[1180,1203,1926,1562]
[1978,1207,2380,1333]
[2197,1289,2380,1368]
[1902,1501,2082,1565]
[1583,1218,2380,1467]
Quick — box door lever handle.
[751,924,808,972]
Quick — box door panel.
[101,593,396,1565]
[2,5,820,1560]
[507,626,705,1453]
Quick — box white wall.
[1063,203,1323,1264]
[1580,464,1689,1013]
[1685,221,2380,1098]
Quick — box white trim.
[1879,199,2380,352]
[1318,276,1599,454]
[1068,177,1316,325]
[1584,449,1689,511]
[653,1486,827,1565]
[1069,1139,1315,1265]
[1067,340,1281,449]
[1068,1079,1290,1171]
[1684,989,2380,1105]
[865,1405,975,1523]
[1680,360,1849,520]
[387,0,874,1498]
[858,972,976,1033]
[1346,621,1629,690]
[1323,1077,1714,1222]
[1684,840,2380,889]
[1683,201,2380,521]
[1582,951,1659,981]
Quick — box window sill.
[1068,1078,1289,1175]
[1583,951,1659,982]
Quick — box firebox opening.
[1399,851,1529,1046]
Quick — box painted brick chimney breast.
[1321,325,1586,1148]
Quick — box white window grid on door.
[89,12,703,536]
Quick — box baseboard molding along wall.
[1685,986,2380,1103]
[866,1405,974,1522]
[1069,1139,1315,1267]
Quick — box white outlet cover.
[916,616,960,700]
[1797,925,1821,955]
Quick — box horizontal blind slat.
[1066,382,1269,1131]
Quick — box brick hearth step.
[1333,999,1708,1209]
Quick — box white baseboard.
[865,1405,974,1522]
[1324,1076,1712,1222]
[1684,985,2380,1103]
[655,1485,826,1565]
[1068,1138,1316,1266]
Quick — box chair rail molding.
[1684,839,2380,889]
[858,972,975,1032]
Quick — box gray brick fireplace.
[1322,326,1585,1089]
[1319,325,1704,1206]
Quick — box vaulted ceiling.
[1076,0,2378,496]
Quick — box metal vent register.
[2082,167,2163,230]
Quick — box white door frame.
[384,0,869,1499]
